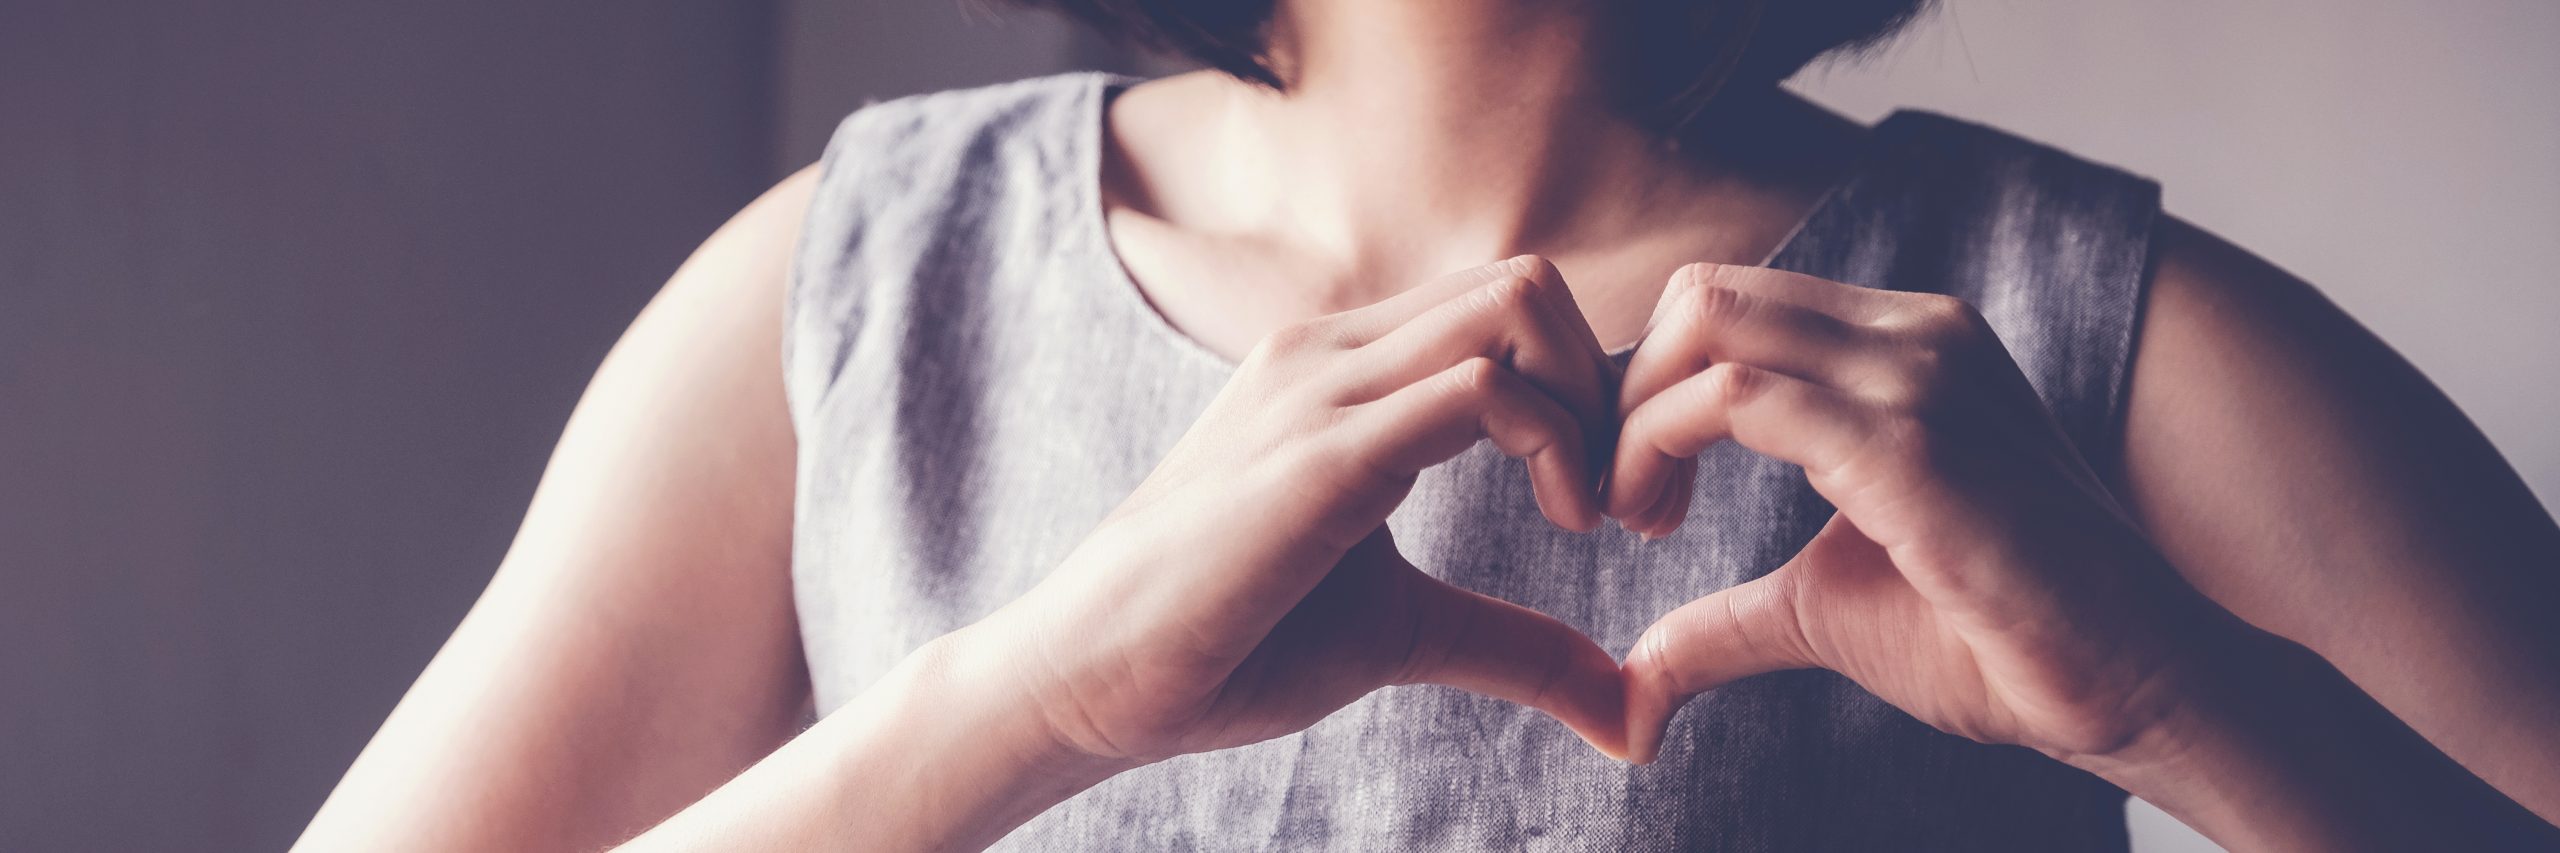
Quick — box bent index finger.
[1329,255,1581,346]
[1341,357,1602,532]
[1620,263,1878,417]
[1341,262,1615,442]
[1606,361,1879,525]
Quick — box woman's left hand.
[1607,263,2232,765]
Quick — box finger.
[1626,456,1695,541]
[1644,456,1699,540]
[1621,263,1882,416]
[1328,254,1585,346]
[1341,357,1601,531]
[1243,258,1549,359]
[1606,362,1880,525]
[1392,564,1630,760]
[1346,257,1610,403]
[1342,260,1616,462]
[1621,568,1816,764]
[1641,262,1905,333]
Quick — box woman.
[298,0,2560,849]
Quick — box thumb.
[1622,567,1818,764]
[1389,564,1631,761]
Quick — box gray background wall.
[6,1,2552,850]
[2,2,776,849]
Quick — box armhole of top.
[1882,112,2165,480]
[779,107,883,441]
[2075,153,2165,490]
[776,73,1107,441]
[2100,188,2170,494]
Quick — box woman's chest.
[794,348,1831,710]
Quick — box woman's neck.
[1198,0,1733,284]
[1101,0,1864,343]
[1152,0,1832,290]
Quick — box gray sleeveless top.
[786,73,2160,851]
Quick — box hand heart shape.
[970,255,2235,778]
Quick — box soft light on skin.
[296,1,2560,850]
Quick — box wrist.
[810,627,1134,851]
[2057,622,2319,849]
[2056,607,2260,778]
[895,624,1139,788]
[2056,617,2438,853]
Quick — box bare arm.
[2121,217,2560,821]
[304,247,1635,850]
[296,168,818,850]
[1610,259,2556,851]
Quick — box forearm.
[618,628,1130,852]
[2072,620,2557,851]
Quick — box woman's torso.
[784,72,2158,851]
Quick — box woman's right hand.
[944,255,1631,771]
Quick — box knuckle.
[1682,261,1778,300]
[1481,270,1574,332]
[1239,336,1284,370]
[1698,361,1767,407]
[1479,274,1541,319]
[1673,261,1738,296]
[1857,371,1920,412]
[1502,253,1563,284]
[1878,346,1950,404]
[1912,291,1970,318]
[1244,320,1349,373]
[1445,356,1508,399]
[1897,293,1985,343]
[1262,318,1338,355]
[1877,381,1938,416]
[1673,275,1753,333]
[1243,332,1298,368]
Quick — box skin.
[1605,262,2554,849]
[296,171,814,849]
[297,0,2560,849]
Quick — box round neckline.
[1071,71,1899,373]
[1075,73,1241,374]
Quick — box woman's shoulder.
[1832,111,2164,269]
[1825,106,2167,320]
[778,72,1138,420]
[790,71,1116,278]
[1866,110,2155,191]
[1845,109,2166,281]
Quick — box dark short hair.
[1010,0,1933,131]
